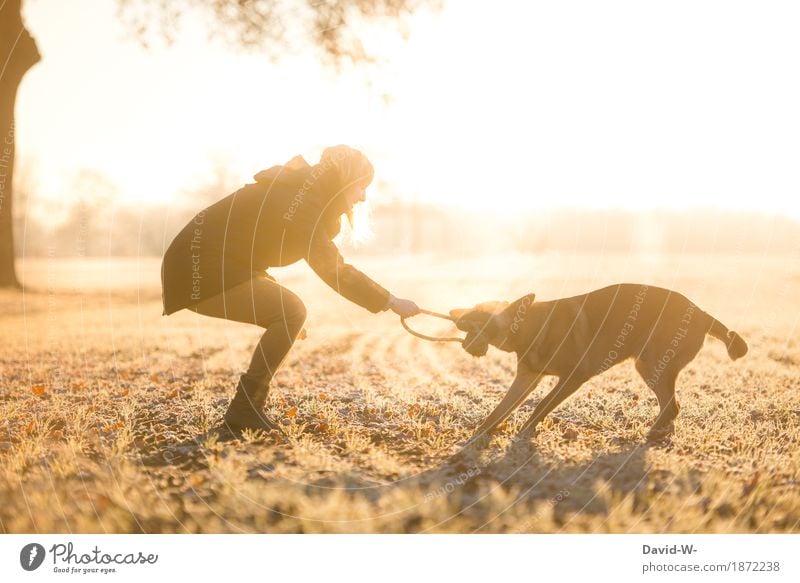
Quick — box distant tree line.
[16,181,800,258]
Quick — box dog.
[450,284,748,441]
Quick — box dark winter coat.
[160,156,391,316]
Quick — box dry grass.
[1,252,798,533]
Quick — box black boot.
[223,374,284,435]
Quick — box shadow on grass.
[404,435,665,532]
[136,425,257,471]
[132,416,672,533]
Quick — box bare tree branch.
[116,0,442,67]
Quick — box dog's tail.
[706,314,748,360]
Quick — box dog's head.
[449,294,535,357]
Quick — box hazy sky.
[17,0,800,217]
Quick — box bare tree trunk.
[0,0,40,288]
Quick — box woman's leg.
[189,274,307,431]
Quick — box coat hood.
[252,154,347,233]
[252,154,312,183]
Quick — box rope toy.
[400,309,466,343]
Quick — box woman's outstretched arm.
[305,230,418,316]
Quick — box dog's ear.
[503,293,535,315]
[493,293,536,336]
[517,293,535,307]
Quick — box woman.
[161,145,420,433]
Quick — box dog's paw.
[447,443,482,468]
[646,424,675,443]
[510,428,536,445]
[467,432,493,449]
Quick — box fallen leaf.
[562,428,579,441]
[31,384,46,397]
[286,406,298,418]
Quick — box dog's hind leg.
[636,325,706,440]
[471,367,543,441]
[516,374,587,437]
[635,358,683,440]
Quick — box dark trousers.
[190,273,307,383]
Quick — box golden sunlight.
[2,0,799,547]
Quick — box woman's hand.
[387,295,421,318]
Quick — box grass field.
[1,252,798,533]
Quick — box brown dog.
[450,284,748,441]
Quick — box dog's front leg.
[471,366,543,442]
[517,374,587,437]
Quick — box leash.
[400,309,466,343]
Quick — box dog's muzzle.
[462,329,490,357]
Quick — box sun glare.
[17,0,800,221]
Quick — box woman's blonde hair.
[319,145,375,245]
